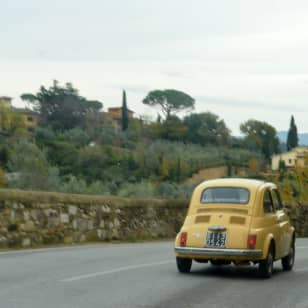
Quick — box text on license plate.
[206,232,226,247]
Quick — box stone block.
[100,230,108,240]
[72,219,78,230]
[43,209,51,216]
[22,238,31,247]
[89,209,97,217]
[113,218,120,228]
[111,228,119,240]
[101,205,111,214]
[60,213,69,224]
[48,216,59,228]
[77,219,88,231]
[23,211,30,221]
[88,220,94,230]
[10,210,15,222]
[96,229,102,239]
[0,236,7,247]
[0,227,8,235]
[68,206,77,216]
[21,221,35,232]
[64,236,73,244]
[30,210,39,220]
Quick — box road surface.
[1,239,308,308]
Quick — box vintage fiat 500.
[174,178,295,278]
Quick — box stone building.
[11,107,39,132]
[0,96,13,105]
[100,107,135,131]
[271,147,308,170]
[0,96,39,132]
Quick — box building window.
[27,116,34,122]
[289,159,292,164]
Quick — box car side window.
[271,189,283,211]
[263,190,274,214]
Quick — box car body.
[174,178,295,278]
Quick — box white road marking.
[0,245,102,256]
[297,246,308,249]
[60,260,173,282]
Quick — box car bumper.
[174,246,263,258]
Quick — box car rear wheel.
[281,241,295,271]
[258,245,274,278]
[176,257,192,273]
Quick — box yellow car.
[174,178,295,278]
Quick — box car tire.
[176,257,192,273]
[258,244,274,278]
[281,241,295,271]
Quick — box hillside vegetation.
[0,81,295,199]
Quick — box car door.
[262,189,283,258]
[270,188,291,257]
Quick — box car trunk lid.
[185,206,252,249]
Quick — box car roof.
[195,178,274,192]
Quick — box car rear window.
[201,187,250,204]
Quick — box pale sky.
[1,0,308,135]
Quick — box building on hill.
[99,107,136,131]
[0,96,13,105]
[0,96,39,132]
[11,107,39,132]
[107,107,134,126]
[271,147,308,170]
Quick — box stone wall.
[0,189,307,249]
[0,189,188,248]
[284,203,308,237]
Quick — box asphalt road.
[1,239,308,308]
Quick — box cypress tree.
[121,90,129,131]
[286,115,298,150]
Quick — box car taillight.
[248,234,257,249]
[180,232,187,246]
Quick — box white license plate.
[206,232,226,248]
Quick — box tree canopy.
[286,115,298,151]
[184,112,230,145]
[21,80,103,131]
[121,90,129,131]
[240,119,279,160]
[142,89,195,119]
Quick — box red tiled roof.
[108,107,134,113]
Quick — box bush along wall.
[0,189,188,248]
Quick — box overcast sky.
[1,0,308,134]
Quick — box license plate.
[206,232,226,248]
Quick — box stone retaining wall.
[0,189,188,248]
[284,203,308,238]
[0,189,307,249]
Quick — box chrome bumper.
[175,246,262,257]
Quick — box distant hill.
[277,131,308,146]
